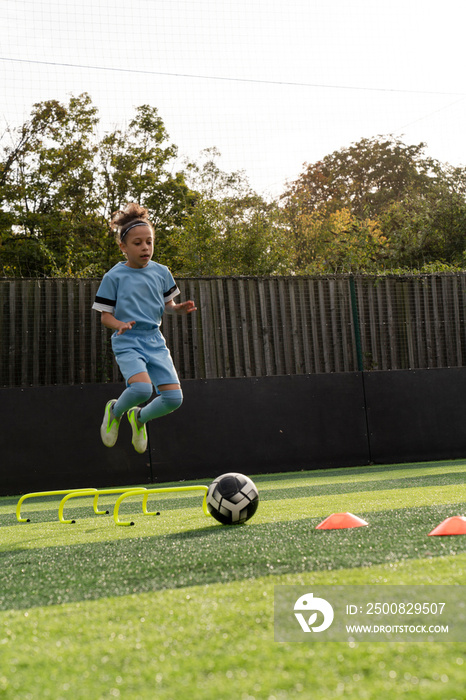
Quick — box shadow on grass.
[1,501,465,612]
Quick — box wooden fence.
[1,274,466,387]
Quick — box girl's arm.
[101,311,136,335]
[164,300,197,315]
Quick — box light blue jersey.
[93,260,181,388]
[92,261,179,332]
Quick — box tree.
[172,151,291,275]
[283,136,442,219]
[380,187,466,270]
[0,93,102,276]
[282,135,466,272]
[289,206,388,273]
[0,97,196,276]
[98,105,197,268]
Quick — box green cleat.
[100,399,121,447]
[127,407,148,454]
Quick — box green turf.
[0,460,465,699]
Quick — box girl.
[92,203,196,453]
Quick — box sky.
[2,0,466,198]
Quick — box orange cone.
[316,512,369,530]
[428,516,466,536]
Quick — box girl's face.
[120,226,154,268]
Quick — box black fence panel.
[1,274,466,387]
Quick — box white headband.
[120,221,150,241]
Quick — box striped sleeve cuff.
[164,284,180,303]
[92,295,115,313]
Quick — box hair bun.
[110,202,149,231]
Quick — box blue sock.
[139,389,183,424]
[112,382,153,418]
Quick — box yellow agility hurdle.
[58,487,147,524]
[113,485,211,526]
[16,488,97,523]
[17,485,211,527]
[92,487,147,515]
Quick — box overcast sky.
[2,0,465,196]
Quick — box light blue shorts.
[111,328,179,391]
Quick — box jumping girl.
[92,203,196,453]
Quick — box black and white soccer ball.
[206,472,259,525]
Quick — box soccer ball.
[206,472,259,525]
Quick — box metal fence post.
[349,275,364,372]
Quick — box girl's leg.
[112,373,153,418]
[124,372,153,454]
[138,383,183,423]
[100,373,152,449]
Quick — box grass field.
[1,460,465,700]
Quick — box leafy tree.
[172,196,221,275]
[0,93,102,276]
[4,103,465,279]
[0,96,196,276]
[283,136,441,219]
[282,135,466,272]
[218,194,291,275]
[380,187,466,270]
[97,105,196,268]
[173,151,291,275]
[289,206,388,273]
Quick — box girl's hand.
[175,300,197,315]
[116,320,136,335]
[101,312,136,334]
[165,300,197,315]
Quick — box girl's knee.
[139,388,183,423]
[161,388,183,411]
[128,381,153,404]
